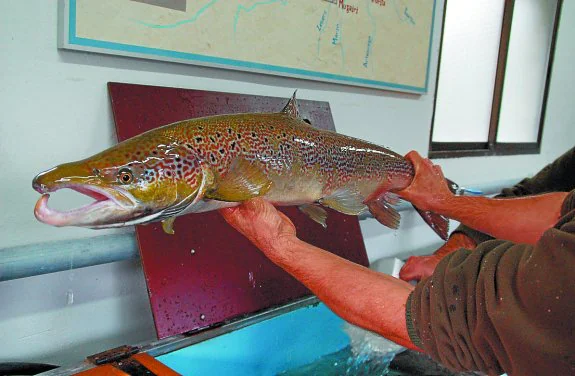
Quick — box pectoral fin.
[299,204,328,228]
[205,158,272,202]
[162,217,176,235]
[320,188,367,215]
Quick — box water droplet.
[66,289,74,305]
[200,314,206,320]
[191,249,196,255]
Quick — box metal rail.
[0,179,520,282]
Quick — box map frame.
[59,0,437,94]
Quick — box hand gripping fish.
[33,92,453,239]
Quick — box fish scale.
[32,92,450,239]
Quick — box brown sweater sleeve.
[453,146,575,245]
[406,191,575,376]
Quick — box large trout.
[33,93,451,239]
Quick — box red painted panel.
[107,83,369,339]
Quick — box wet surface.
[108,83,369,339]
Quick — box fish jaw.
[32,165,146,228]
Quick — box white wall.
[1,0,574,367]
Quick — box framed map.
[59,0,437,93]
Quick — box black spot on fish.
[237,133,242,140]
[216,132,221,138]
[209,136,216,143]
[166,171,172,177]
[219,148,225,155]
[210,154,216,163]
[186,144,192,149]
[195,137,203,143]
[231,141,236,150]
[228,128,232,134]
[251,132,256,138]
[175,157,181,162]
[152,150,158,155]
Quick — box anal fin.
[365,193,401,229]
[413,207,450,240]
[299,204,328,228]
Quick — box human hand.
[399,233,477,282]
[220,198,298,260]
[399,255,441,282]
[397,151,454,213]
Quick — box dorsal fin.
[281,90,300,119]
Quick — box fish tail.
[412,207,450,240]
[412,176,459,240]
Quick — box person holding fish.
[32,94,574,375]
[220,149,575,376]
[398,146,575,283]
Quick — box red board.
[108,83,369,339]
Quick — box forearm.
[434,233,477,258]
[269,238,418,350]
[434,193,568,244]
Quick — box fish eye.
[118,168,134,184]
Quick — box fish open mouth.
[34,184,134,227]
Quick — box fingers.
[399,256,422,282]
[404,150,423,165]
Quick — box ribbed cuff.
[451,224,494,245]
[405,291,424,350]
[561,190,575,215]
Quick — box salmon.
[32,92,450,239]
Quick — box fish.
[32,92,452,239]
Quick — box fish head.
[32,136,205,229]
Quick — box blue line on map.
[364,0,376,73]
[67,0,435,92]
[131,0,219,28]
[391,0,415,25]
[404,8,415,25]
[233,0,288,37]
[316,5,331,57]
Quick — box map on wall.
[60,0,436,93]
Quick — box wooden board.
[108,83,369,338]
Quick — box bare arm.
[220,199,419,350]
[432,193,567,244]
[398,152,568,245]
